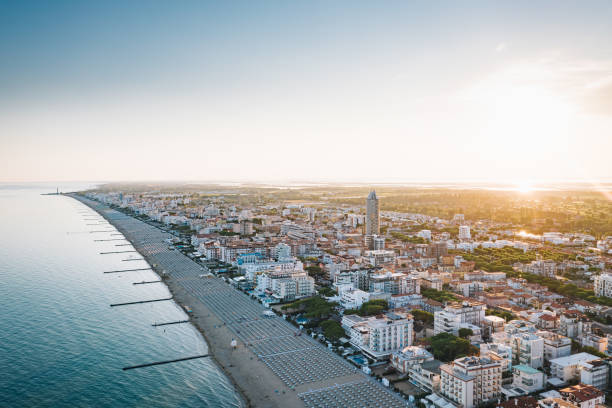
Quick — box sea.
[0,183,242,407]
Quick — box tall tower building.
[366,190,380,236]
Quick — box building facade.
[440,356,501,408]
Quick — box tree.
[421,288,457,303]
[320,320,345,341]
[318,287,337,297]
[281,296,337,319]
[412,310,434,325]
[429,332,477,362]
[458,328,473,339]
[305,265,324,277]
[358,299,389,316]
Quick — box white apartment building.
[256,270,314,301]
[434,301,486,337]
[340,289,370,309]
[480,343,513,372]
[390,346,433,373]
[273,242,292,260]
[368,271,420,295]
[580,359,609,389]
[418,230,432,240]
[364,249,396,267]
[539,331,572,362]
[560,312,591,339]
[459,226,471,240]
[492,320,544,369]
[549,352,600,382]
[580,333,608,354]
[594,273,612,297]
[407,360,443,393]
[440,356,501,408]
[344,311,413,360]
[511,365,545,393]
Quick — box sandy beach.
[72,194,306,407]
[71,193,407,408]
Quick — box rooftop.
[496,396,538,408]
[549,352,599,366]
[513,365,541,375]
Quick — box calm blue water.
[0,184,242,407]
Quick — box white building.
[373,235,385,250]
[434,301,486,339]
[480,343,513,372]
[594,273,612,297]
[580,333,608,354]
[440,356,501,408]
[418,230,432,240]
[364,250,396,267]
[511,365,545,393]
[274,242,292,261]
[408,359,443,393]
[390,345,433,373]
[340,289,370,309]
[459,226,471,240]
[549,352,600,383]
[492,321,544,369]
[539,332,572,362]
[580,359,609,389]
[256,269,314,301]
[344,311,413,360]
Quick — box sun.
[515,181,533,194]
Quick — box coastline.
[70,194,306,408]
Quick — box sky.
[1,1,611,184]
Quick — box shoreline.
[70,194,306,408]
[73,194,252,407]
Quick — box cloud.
[461,52,612,115]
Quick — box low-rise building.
[559,384,605,408]
[511,365,545,393]
[391,346,433,373]
[549,353,600,383]
[340,288,370,309]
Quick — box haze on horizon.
[1,1,611,184]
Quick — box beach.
[70,193,407,408]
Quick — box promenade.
[71,194,409,408]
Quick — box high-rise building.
[366,190,380,236]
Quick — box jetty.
[94,239,127,242]
[103,267,152,274]
[133,280,161,285]
[110,297,173,307]
[122,354,209,371]
[152,320,189,327]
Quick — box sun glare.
[515,182,533,193]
